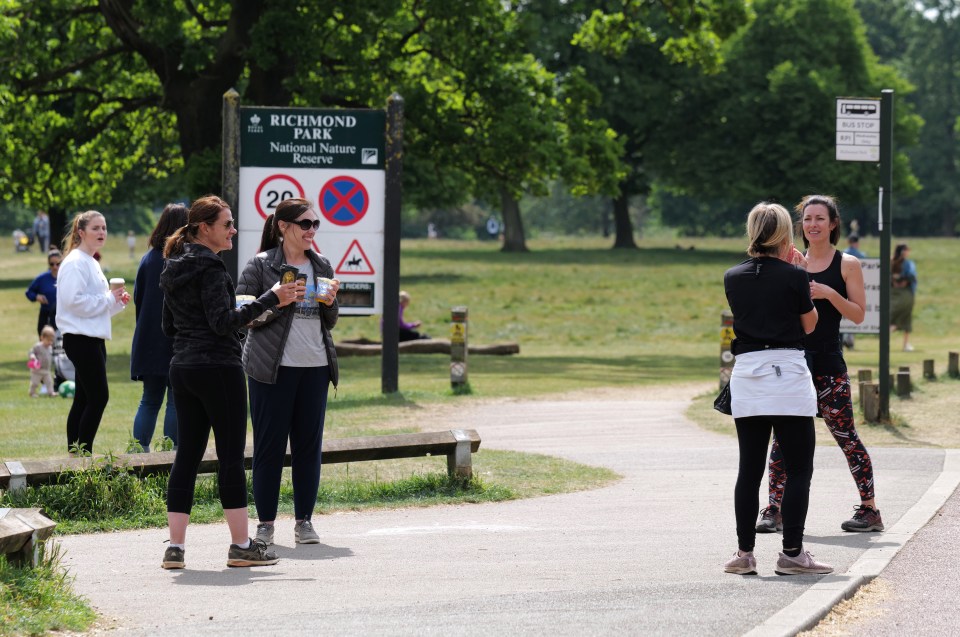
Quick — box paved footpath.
[59,385,959,636]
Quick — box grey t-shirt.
[280,261,329,368]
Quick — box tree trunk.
[500,187,528,252]
[49,207,68,251]
[611,192,637,249]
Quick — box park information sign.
[238,106,386,315]
[836,98,880,162]
[839,257,881,334]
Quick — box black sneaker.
[755,506,783,533]
[841,505,884,532]
[227,538,280,567]
[162,546,185,569]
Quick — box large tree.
[518,0,751,248]
[647,0,920,234]
[0,1,621,252]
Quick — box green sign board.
[240,106,386,170]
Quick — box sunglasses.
[49,262,61,268]
[291,219,320,231]
[208,219,235,229]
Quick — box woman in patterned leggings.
[757,195,884,534]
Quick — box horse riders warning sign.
[335,239,375,275]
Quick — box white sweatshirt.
[56,249,125,340]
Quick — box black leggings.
[167,366,249,514]
[62,333,108,453]
[734,415,815,552]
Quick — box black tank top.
[805,250,845,353]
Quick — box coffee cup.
[109,277,125,291]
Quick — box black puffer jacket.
[236,247,339,386]
[160,243,279,368]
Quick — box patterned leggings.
[768,371,875,506]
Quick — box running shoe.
[755,506,783,533]
[841,505,885,532]
[723,550,757,575]
[775,550,833,575]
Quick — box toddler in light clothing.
[29,325,56,397]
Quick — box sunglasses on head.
[291,219,320,231]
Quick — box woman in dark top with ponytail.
[757,195,884,537]
[236,198,340,547]
[158,195,298,570]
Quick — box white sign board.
[839,257,880,334]
[238,107,386,315]
[836,98,880,162]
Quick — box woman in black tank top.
[758,195,884,535]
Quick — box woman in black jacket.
[237,197,339,547]
[158,195,298,570]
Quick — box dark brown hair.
[149,203,188,252]
[258,198,314,253]
[796,194,841,247]
[164,195,229,257]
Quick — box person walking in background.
[844,233,865,259]
[130,204,188,452]
[28,325,56,398]
[891,243,917,352]
[57,211,129,453]
[25,251,61,336]
[32,210,50,253]
[758,195,884,536]
[237,198,340,547]
[159,195,297,570]
[127,230,136,259]
[841,234,866,349]
[722,201,829,576]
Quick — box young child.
[29,325,56,397]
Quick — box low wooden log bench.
[336,338,519,357]
[0,429,481,494]
[0,508,57,566]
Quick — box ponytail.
[61,210,104,255]
[258,214,280,253]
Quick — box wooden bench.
[0,508,57,566]
[0,429,482,494]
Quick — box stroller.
[53,328,75,384]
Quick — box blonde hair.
[746,202,793,257]
[62,210,105,255]
[399,290,411,304]
[40,325,56,340]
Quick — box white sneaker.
[903,344,915,352]
[775,550,833,575]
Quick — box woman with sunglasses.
[25,251,62,336]
[159,195,298,569]
[237,197,340,547]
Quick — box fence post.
[950,352,959,378]
[720,311,734,389]
[896,371,911,398]
[923,359,936,380]
[862,382,880,422]
[450,306,468,391]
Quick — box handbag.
[714,382,732,415]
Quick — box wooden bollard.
[950,352,959,378]
[899,366,911,373]
[923,359,936,379]
[862,382,880,422]
[857,369,872,382]
[896,371,911,398]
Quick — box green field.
[2,233,957,458]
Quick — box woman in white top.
[57,210,129,453]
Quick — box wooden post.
[720,311,734,389]
[924,359,936,379]
[220,88,240,283]
[857,369,872,382]
[896,371,911,398]
[950,352,959,378]
[381,93,404,394]
[450,306,468,391]
[862,382,880,422]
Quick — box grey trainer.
[775,550,833,575]
[227,538,279,567]
[255,522,275,546]
[161,546,184,570]
[295,519,320,544]
[841,505,884,532]
[755,506,783,533]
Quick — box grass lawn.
[2,233,958,457]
